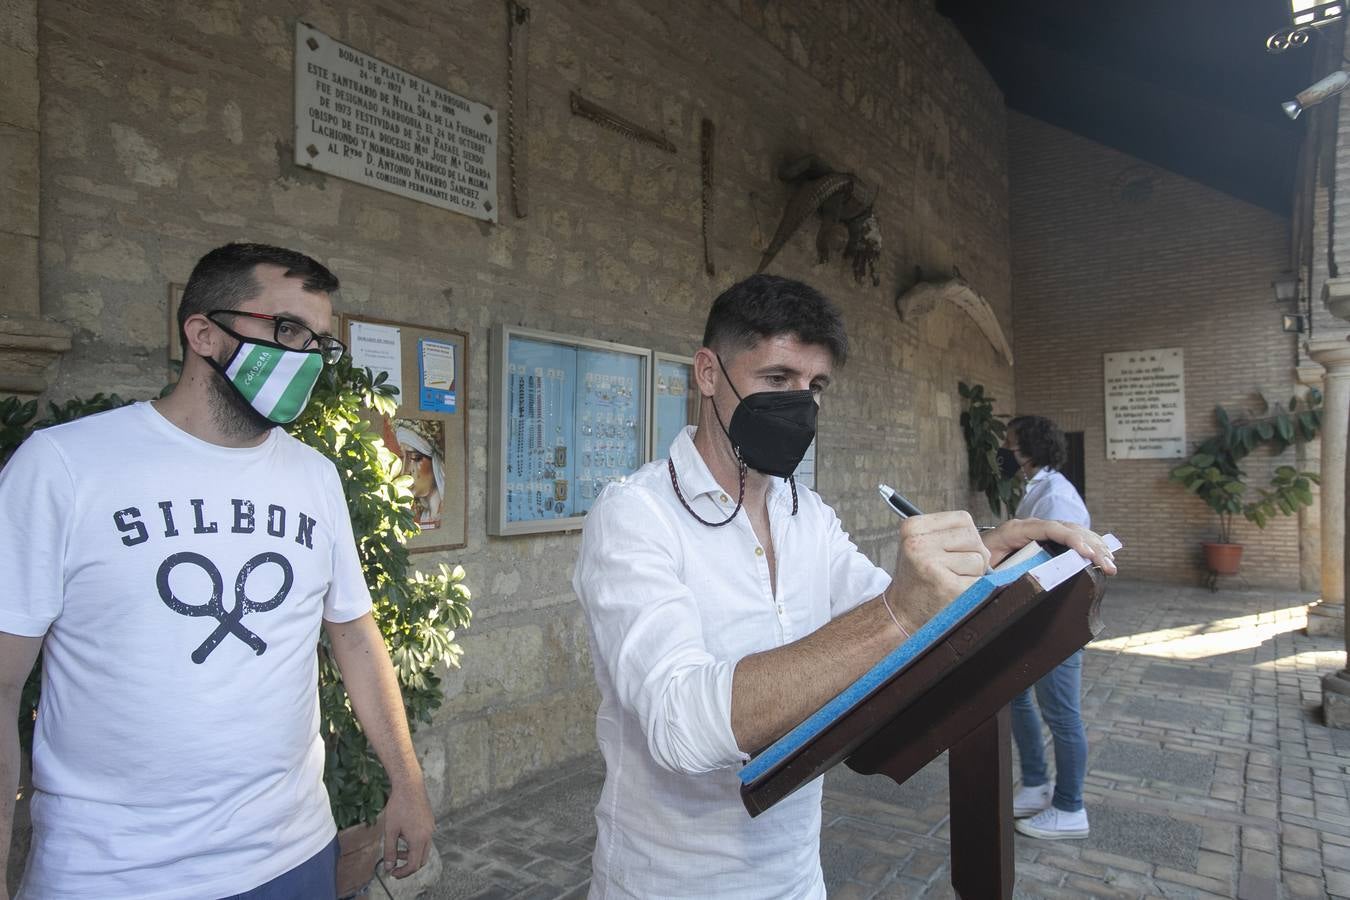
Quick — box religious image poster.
[382,416,447,531]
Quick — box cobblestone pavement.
[420,579,1349,899]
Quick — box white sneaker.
[1012,783,1051,818]
[1014,806,1089,840]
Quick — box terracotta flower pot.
[336,811,385,899]
[1202,542,1243,576]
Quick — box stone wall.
[1008,113,1305,588]
[30,0,1012,814]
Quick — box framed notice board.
[342,315,469,552]
[489,325,652,536]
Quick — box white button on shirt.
[573,427,892,899]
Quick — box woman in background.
[1000,415,1092,840]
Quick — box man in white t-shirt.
[572,275,1119,898]
[0,244,435,898]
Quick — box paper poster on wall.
[1103,348,1186,460]
[349,321,404,400]
[418,338,457,413]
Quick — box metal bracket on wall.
[506,0,531,218]
[701,118,715,275]
[569,92,677,154]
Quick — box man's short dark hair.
[701,274,849,366]
[178,243,339,343]
[1009,415,1067,470]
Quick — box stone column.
[1298,363,1325,593]
[1306,335,1350,636]
[1317,279,1350,727]
[0,0,69,398]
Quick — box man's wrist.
[387,768,427,796]
[877,591,911,639]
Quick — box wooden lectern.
[738,561,1107,899]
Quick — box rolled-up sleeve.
[573,484,748,775]
[824,502,893,618]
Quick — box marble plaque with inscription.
[1103,348,1186,460]
[294,22,498,222]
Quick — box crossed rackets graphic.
[156,551,295,664]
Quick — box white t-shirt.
[1015,468,1090,528]
[0,402,372,899]
[572,427,891,899]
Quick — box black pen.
[877,483,922,518]
[879,483,999,532]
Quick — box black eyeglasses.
[207,310,347,364]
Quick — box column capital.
[1298,362,1326,386]
[1325,276,1350,321]
[1307,338,1350,370]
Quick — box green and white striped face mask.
[209,332,324,425]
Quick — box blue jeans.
[218,835,339,900]
[1011,649,1087,813]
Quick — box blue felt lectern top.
[738,548,1053,787]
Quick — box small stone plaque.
[1086,804,1202,871]
[1093,740,1216,790]
[1121,696,1223,729]
[1141,662,1232,692]
[294,22,498,222]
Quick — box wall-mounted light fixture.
[1272,271,1301,302]
[1283,70,1350,119]
[1282,313,1309,333]
[1293,0,1344,27]
[1268,1,1345,52]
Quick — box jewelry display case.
[489,325,652,536]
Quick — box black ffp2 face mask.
[996,447,1021,479]
[715,355,818,478]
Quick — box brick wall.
[30,0,1013,810]
[1008,113,1306,588]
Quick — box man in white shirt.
[999,415,1093,840]
[573,275,1117,898]
[0,244,435,898]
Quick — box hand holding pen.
[878,484,996,531]
[878,482,1117,575]
[877,483,923,519]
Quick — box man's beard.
[207,361,276,440]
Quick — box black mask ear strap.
[714,353,745,402]
[669,456,744,527]
[710,394,738,455]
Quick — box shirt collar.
[668,426,723,499]
[668,425,792,502]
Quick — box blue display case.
[651,353,699,459]
[489,325,652,536]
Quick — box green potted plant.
[1169,390,1321,581]
[958,381,1023,518]
[1,359,471,898]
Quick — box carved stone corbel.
[896,273,1014,367]
[0,316,73,398]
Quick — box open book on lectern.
[737,533,1121,807]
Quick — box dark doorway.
[1063,431,1086,500]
